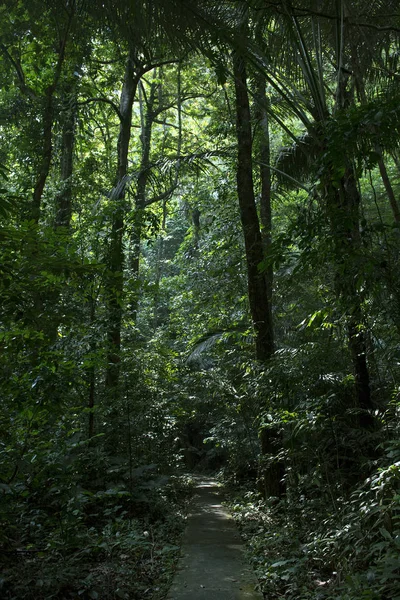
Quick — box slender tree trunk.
[323,34,375,430]
[255,75,273,308]
[191,207,201,251]
[153,199,167,329]
[377,153,400,224]
[129,78,157,321]
[233,52,274,362]
[28,24,72,347]
[88,292,96,438]
[233,51,280,496]
[41,82,78,345]
[259,428,284,498]
[32,91,54,223]
[254,79,284,497]
[331,59,376,430]
[31,17,72,223]
[327,165,375,430]
[340,171,374,424]
[151,65,183,329]
[255,76,285,497]
[105,49,138,390]
[129,64,182,322]
[55,85,77,228]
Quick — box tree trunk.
[258,426,285,498]
[253,77,284,497]
[342,170,374,424]
[129,78,157,321]
[233,51,274,362]
[192,207,201,251]
[32,91,54,223]
[55,85,77,228]
[31,16,72,223]
[233,50,279,497]
[327,165,375,431]
[377,153,400,224]
[255,75,273,309]
[105,49,138,390]
[88,291,96,439]
[129,65,182,322]
[153,199,168,329]
[331,57,376,430]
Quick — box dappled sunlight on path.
[167,478,263,600]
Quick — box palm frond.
[276,85,400,189]
[186,327,251,367]
[275,133,320,189]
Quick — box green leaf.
[379,527,393,541]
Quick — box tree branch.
[258,1,400,32]
[78,97,122,119]
[153,118,180,129]
[144,183,178,207]
[0,43,37,99]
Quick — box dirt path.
[167,478,263,600]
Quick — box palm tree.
[247,0,400,431]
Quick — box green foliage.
[1,1,400,598]
[230,434,400,600]
[0,465,191,599]
[0,163,14,217]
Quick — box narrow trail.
[167,478,263,600]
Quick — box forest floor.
[166,477,263,600]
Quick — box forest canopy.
[1,1,400,599]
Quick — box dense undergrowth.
[0,470,193,600]
[228,447,400,600]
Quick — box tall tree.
[232,15,279,496]
[0,1,76,223]
[233,48,274,362]
[55,78,78,228]
[105,48,139,389]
